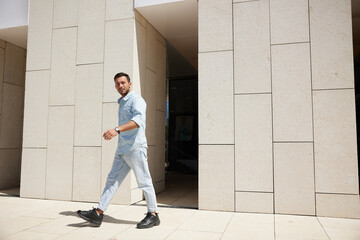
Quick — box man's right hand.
[103,129,118,141]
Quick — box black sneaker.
[77,208,103,227]
[137,212,160,229]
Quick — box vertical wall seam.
[307,0,317,216]
[0,42,6,142]
[0,42,7,147]
[19,46,26,193]
[268,0,275,216]
[72,26,78,201]
[72,104,76,201]
[100,0,110,198]
[72,27,78,201]
[197,0,200,209]
[100,0,107,199]
[71,0,80,200]
[44,0,55,200]
[232,0,236,212]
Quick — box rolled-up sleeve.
[131,97,146,128]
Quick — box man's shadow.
[60,211,138,227]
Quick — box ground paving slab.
[0,192,359,240]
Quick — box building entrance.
[157,75,198,209]
[352,0,360,193]
[134,0,198,208]
[154,43,198,209]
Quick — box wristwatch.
[115,127,120,134]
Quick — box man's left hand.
[103,129,118,140]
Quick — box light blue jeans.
[97,146,157,212]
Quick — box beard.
[119,88,129,96]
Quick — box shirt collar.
[117,90,134,104]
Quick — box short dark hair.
[114,72,130,82]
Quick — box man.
[77,72,160,229]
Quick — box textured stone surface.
[106,0,134,21]
[0,48,4,115]
[199,0,232,52]
[77,0,105,64]
[49,28,77,106]
[73,147,101,202]
[235,192,273,214]
[270,0,309,44]
[0,149,20,189]
[145,24,158,74]
[53,0,79,28]
[155,110,165,182]
[145,69,156,146]
[310,0,354,89]
[233,0,271,94]
[272,43,313,141]
[103,19,135,103]
[199,51,234,144]
[4,43,26,86]
[275,215,329,240]
[20,149,46,199]
[2,197,359,239]
[46,106,74,200]
[199,145,234,211]
[74,64,103,147]
[274,143,315,215]
[23,70,50,148]
[134,19,147,98]
[26,0,53,70]
[156,42,166,112]
[316,193,360,219]
[235,94,273,192]
[313,89,358,194]
[0,84,23,148]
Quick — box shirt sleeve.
[131,97,146,129]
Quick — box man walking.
[77,72,160,229]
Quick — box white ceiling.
[352,0,360,18]
[135,0,198,70]
[137,0,360,69]
[0,25,27,49]
[352,0,360,45]
[0,0,28,49]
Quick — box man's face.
[115,76,131,97]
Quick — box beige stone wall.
[0,39,26,189]
[20,0,166,204]
[199,0,359,218]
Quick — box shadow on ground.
[60,211,138,227]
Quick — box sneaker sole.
[137,220,160,229]
[76,211,102,227]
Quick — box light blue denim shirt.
[117,91,147,154]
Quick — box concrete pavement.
[0,192,359,240]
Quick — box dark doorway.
[352,0,360,192]
[168,76,198,174]
[157,75,198,209]
[154,41,198,209]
